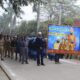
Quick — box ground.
[0,67,9,80]
[0,58,80,80]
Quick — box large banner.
[48,25,80,54]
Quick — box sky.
[0,4,37,21]
[20,4,37,21]
[0,0,80,21]
[21,0,80,21]
[76,0,80,5]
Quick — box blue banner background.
[48,25,80,51]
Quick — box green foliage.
[17,20,37,36]
[15,20,49,37]
[27,20,37,36]
[18,21,27,36]
[42,0,80,25]
[62,18,74,26]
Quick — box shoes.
[55,62,60,64]
[37,63,45,66]
[11,57,13,60]
[41,63,45,66]
[21,62,24,64]
[1,58,4,61]
[8,56,10,58]
[26,61,29,64]
[37,64,40,66]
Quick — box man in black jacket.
[35,32,45,66]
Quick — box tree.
[17,21,27,36]
[16,20,37,36]
[0,0,42,14]
[62,18,74,26]
[27,20,37,35]
[40,0,80,25]
[0,5,17,35]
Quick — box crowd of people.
[0,32,79,66]
[0,32,48,66]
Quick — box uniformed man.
[35,32,45,66]
[0,34,4,61]
[11,36,16,59]
[20,36,28,64]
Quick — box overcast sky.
[0,4,37,21]
[21,0,80,21]
[21,0,80,19]
[20,4,37,21]
[76,0,80,5]
[0,0,80,21]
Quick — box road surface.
[0,67,9,80]
[0,58,80,80]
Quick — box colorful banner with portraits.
[48,25,80,54]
